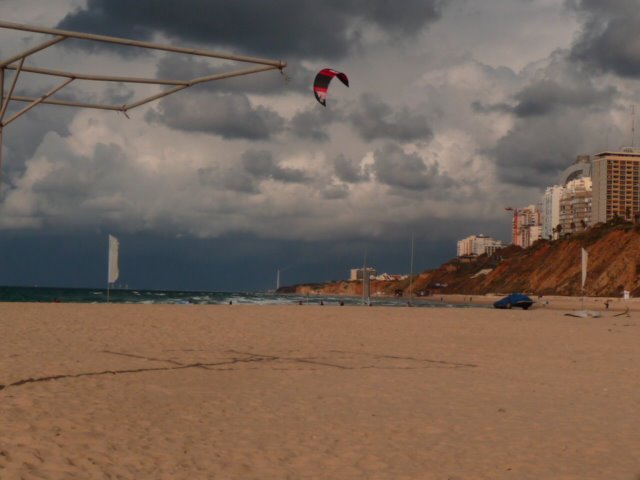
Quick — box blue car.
[493,293,534,310]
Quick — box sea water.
[0,286,484,308]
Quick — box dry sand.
[1,301,639,479]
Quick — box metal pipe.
[3,77,75,126]
[124,64,280,111]
[5,63,190,86]
[9,95,123,111]
[0,20,286,68]
[0,35,66,68]
[0,58,25,123]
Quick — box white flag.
[108,235,119,284]
[581,248,588,290]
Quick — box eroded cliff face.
[280,223,640,297]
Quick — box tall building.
[542,185,563,240]
[350,268,376,281]
[457,234,503,257]
[511,204,542,248]
[591,148,640,224]
[559,177,592,235]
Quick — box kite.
[313,68,349,106]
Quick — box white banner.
[108,235,119,284]
[581,248,588,290]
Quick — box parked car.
[493,293,534,310]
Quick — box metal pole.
[3,77,74,126]
[123,64,280,111]
[5,63,190,86]
[0,58,24,122]
[10,95,124,111]
[0,36,66,68]
[0,20,286,68]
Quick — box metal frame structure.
[0,20,287,178]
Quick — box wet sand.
[1,301,639,479]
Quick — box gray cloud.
[197,166,260,195]
[568,0,640,78]
[484,54,620,187]
[145,92,285,139]
[490,111,611,187]
[58,0,449,59]
[512,80,616,117]
[332,154,370,183]
[242,150,309,184]
[321,184,350,200]
[350,94,433,142]
[372,143,450,191]
[288,107,342,142]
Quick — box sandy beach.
[1,301,639,479]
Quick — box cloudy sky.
[1,0,639,291]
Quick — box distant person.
[340,301,344,306]
[605,300,610,310]
[320,300,324,306]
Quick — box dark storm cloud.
[350,94,433,143]
[332,154,370,183]
[242,149,309,184]
[372,143,451,191]
[489,112,605,187]
[58,0,448,59]
[483,53,619,187]
[474,79,617,118]
[471,101,513,115]
[145,92,285,139]
[568,0,640,78]
[512,80,617,117]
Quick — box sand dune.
[1,302,639,479]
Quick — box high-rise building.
[511,204,542,248]
[350,268,376,281]
[457,234,503,257]
[591,148,640,224]
[559,177,592,235]
[542,185,563,240]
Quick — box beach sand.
[1,301,639,479]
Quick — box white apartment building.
[559,177,592,234]
[457,234,503,257]
[349,268,376,281]
[542,185,563,240]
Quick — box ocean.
[0,286,480,307]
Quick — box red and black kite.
[313,68,349,106]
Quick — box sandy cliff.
[280,221,640,297]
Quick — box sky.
[1,0,640,291]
